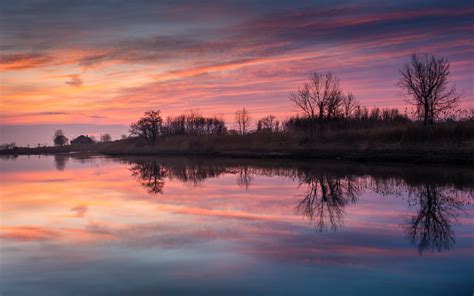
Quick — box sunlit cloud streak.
[0,0,472,127]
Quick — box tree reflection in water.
[295,175,360,231]
[126,158,472,254]
[405,185,467,254]
[129,159,229,193]
[130,161,167,194]
[237,165,252,190]
[54,154,69,171]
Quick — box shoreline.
[1,145,472,165]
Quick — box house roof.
[71,135,94,144]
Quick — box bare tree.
[398,54,461,125]
[235,108,251,135]
[321,72,343,119]
[290,72,345,121]
[53,129,68,146]
[100,133,112,142]
[343,92,358,118]
[130,110,163,144]
[290,83,316,119]
[257,115,279,133]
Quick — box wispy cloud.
[1,0,472,124]
[65,75,83,87]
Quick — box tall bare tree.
[321,73,343,119]
[290,82,316,119]
[343,92,358,118]
[398,54,461,125]
[100,133,112,142]
[290,72,344,121]
[235,108,251,135]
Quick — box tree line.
[2,53,464,150]
[52,130,113,147]
[127,54,466,145]
[128,158,470,253]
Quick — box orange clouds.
[1,3,472,127]
[0,53,53,70]
[0,226,59,241]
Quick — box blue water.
[0,155,472,295]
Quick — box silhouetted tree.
[130,110,163,144]
[53,129,68,146]
[343,92,358,118]
[289,82,315,119]
[162,112,226,136]
[398,54,461,125]
[100,133,112,142]
[290,72,344,121]
[235,108,251,135]
[257,115,279,133]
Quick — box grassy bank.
[3,122,472,164]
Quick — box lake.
[0,155,473,295]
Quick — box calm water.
[0,155,473,295]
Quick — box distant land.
[0,124,128,147]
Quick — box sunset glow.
[1,1,472,134]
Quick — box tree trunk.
[423,101,429,126]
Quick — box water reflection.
[130,161,167,194]
[126,158,472,254]
[54,154,69,171]
[295,175,360,231]
[406,185,465,254]
[2,155,473,295]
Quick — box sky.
[0,0,473,145]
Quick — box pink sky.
[0,1,472,144]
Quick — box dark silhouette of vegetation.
[398,54,461,126]
[290,72,344,121]
[295,174,359,231]
[0,142,16,150]
[235,107,251,135]
[130,161,167,194]
[130,110,163,145]
[1,53,471,163]
[342,92,358,118]
[163,111,226,136]
[129,158,230,192]
[53,129,68,146]
[123,157,472,253]
[405,185,466,254]
[236,165,252,189]
[100,133,112,142]
[257,115,279,133]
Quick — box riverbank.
[2,132,473,165]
